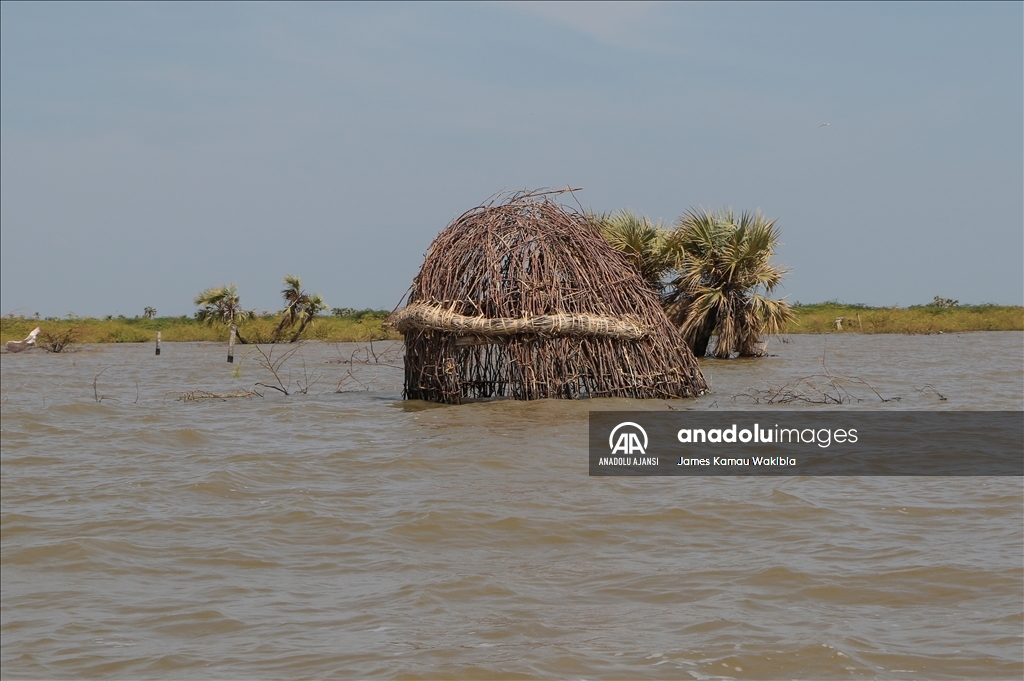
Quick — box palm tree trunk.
[712,295,740,359]
[289,320,308,343]
[691,316,716,358]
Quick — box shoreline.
[2,305,1022,345]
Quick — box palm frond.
[666,208,791,357]
[194,284,246,325]
[596,210,672,290]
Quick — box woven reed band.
[391,303,648,340]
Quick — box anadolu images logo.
[609,422,648,455]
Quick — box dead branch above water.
[331,340,403,393]
[915,383,947,401]
[732,343,900,405]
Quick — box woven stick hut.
[390,192,708,403]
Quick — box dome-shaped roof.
[391,192,707,402]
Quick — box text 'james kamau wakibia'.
[677,456,797,467]
[676,423,858,448]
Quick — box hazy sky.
[2,1,1021,318]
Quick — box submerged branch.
[732,343,900,405]
[175,389,261,402]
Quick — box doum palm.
[663,208,793,358]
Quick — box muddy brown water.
[2,332,1022,679]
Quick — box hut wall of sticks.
[389,191,708,403]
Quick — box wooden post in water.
[228,324,236,363]
[155,331,161,356]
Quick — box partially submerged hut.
[390,192,708,403]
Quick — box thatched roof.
[391,192,708,403]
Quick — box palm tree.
[593,210,673,291]
[274,275,328,342]
[194,284,252,342]
[276,275,305,339]
[663,208,794,358]
[289,293,327,342]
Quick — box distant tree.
[194,284,252,342]
[143,307,157,319]
[274,275,328,342]
[290,293,327,342]
[277,275,305,337]
[663,208,794,358]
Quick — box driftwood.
[390,191,708,403]
[176,389,260,402]
[5,327,40,353]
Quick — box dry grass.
[787,303,1023,334]
[1,313,398,346]
[4,303,1020,348]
